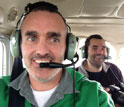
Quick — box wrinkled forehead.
[21,11,67,34]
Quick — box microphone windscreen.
[39,62,64,68]
[40,63,50,68]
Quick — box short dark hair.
[84,34,104,58]
[17,1,67,28]
[25,1,66,24]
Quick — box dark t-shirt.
[86,65,123,88]
[87,70,104,83]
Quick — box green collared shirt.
[9,68,79,107]
[0,67,115,107]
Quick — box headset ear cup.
[10,30,20,58]
[66,33,77,60]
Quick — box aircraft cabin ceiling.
[0,0,124,45]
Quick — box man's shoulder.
[0,76,11,106]
[0,76,11,87]
[78,76,102,89]
[104,62,118,68]
[104,62,122,74]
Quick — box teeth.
[96,56,102,58]
[35,60,50,63]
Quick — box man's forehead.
[22,11,66,26]
[90,39,106,46]
[21,11,67,36]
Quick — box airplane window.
[105,42,116,63]
[117,48,124,76]
[0,41,6,76]
[0,35,12,77]
[76,38,86,67]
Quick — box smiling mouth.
[35,60,51,64]
[95,55,104,59]
[96,56,102,59]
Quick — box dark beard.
[90,60,101,68]
[89,55,103,68]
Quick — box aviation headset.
[10,1,78,61]
[81,34,110,59]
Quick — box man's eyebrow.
[92,45,106,48]
[102,46,106,48]
[47,32,61,37]
[92,45,98,47]
[25,31,38,36]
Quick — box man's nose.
[97,48,104,54]
[36,40,49,55]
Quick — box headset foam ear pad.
[66,33,77,60]
[10,30,20,58]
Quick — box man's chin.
[33,70,60,82]
[95,59,104,63]
[32,75,51,83]
[92,61,103,67]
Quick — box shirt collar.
[102,62,110,72]
[78,60,89,77]
[9,70,37,106]
[78,60,110,76]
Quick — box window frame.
[0,35,12,76]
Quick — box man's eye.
[102,47,106,51]
[28,36,35,41]
[51,38,59,42]
[93,47,98,50]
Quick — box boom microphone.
[101,56,111,59]
[39,54,79,68]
